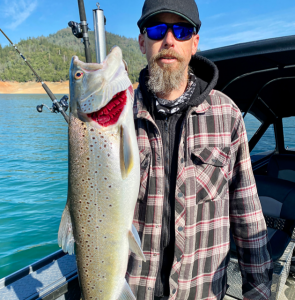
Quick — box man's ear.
[138,34,146,55]
[191,34,200,56]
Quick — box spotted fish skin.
[58,47,144,300]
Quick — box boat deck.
[224,273,295,300]
[0,249,294,300]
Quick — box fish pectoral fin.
[120,125,134,180]
[118,279,136,300]
[58,203,75,255]
[128,225,146,262]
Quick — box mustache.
[151,49,185,63]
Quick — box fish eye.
[75,71,84,80]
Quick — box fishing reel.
[36,95,69,114]
[68,21,83,39]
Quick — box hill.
[0,28,147,83]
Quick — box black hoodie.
[138,54,219,297]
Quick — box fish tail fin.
[58,203,75,255]
[118,279,136,300]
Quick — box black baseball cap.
[137,0,201,33]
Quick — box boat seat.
[230,175,295,262]
[267,154,295,183]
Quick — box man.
[126,0,273,299]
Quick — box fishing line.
[0,28,69,124]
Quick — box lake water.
[0,94,294,279]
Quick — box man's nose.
[163,28,175,47]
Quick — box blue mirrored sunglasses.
[142,23,196,41]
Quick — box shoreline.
[0,81,139,94]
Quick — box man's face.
[138,12,199,73]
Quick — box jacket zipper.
[163,117,170,248]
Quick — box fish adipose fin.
[128,224,146,262]
[118,279,136,300]
[120,124,134,179]
[58,203,75,255]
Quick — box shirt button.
[178,226,183,232]
[148,287,152,290]
[178,193,183,197]
[172,289,176,294]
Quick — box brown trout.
[58,46,145,300]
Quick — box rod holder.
[93,3,107,64]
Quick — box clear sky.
[0,0,294,50]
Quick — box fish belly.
[68,114,139,300]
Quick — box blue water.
[0,95,294,280]
[0,94,68,279]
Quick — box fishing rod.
[69,0,92,63]
[69,1,107,64]
[0,28,69,124]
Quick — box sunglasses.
[142,23,197,41]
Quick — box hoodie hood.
[138,54,219,113]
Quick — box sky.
[0,0,295,51]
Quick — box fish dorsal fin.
[120,124,134,179]
[118,279,136,300]
[128,225,146,262]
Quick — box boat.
[1,35,295,300]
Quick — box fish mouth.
[86,90,127,127]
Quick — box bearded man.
[126,1,273,300]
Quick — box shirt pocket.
[137,149,151,202]
[191,146,230,204]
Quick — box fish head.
[69,46,133,131]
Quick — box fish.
[58,46,145,300]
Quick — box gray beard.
[147,60,188,97]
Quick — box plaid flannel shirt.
[126,86,273,300]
